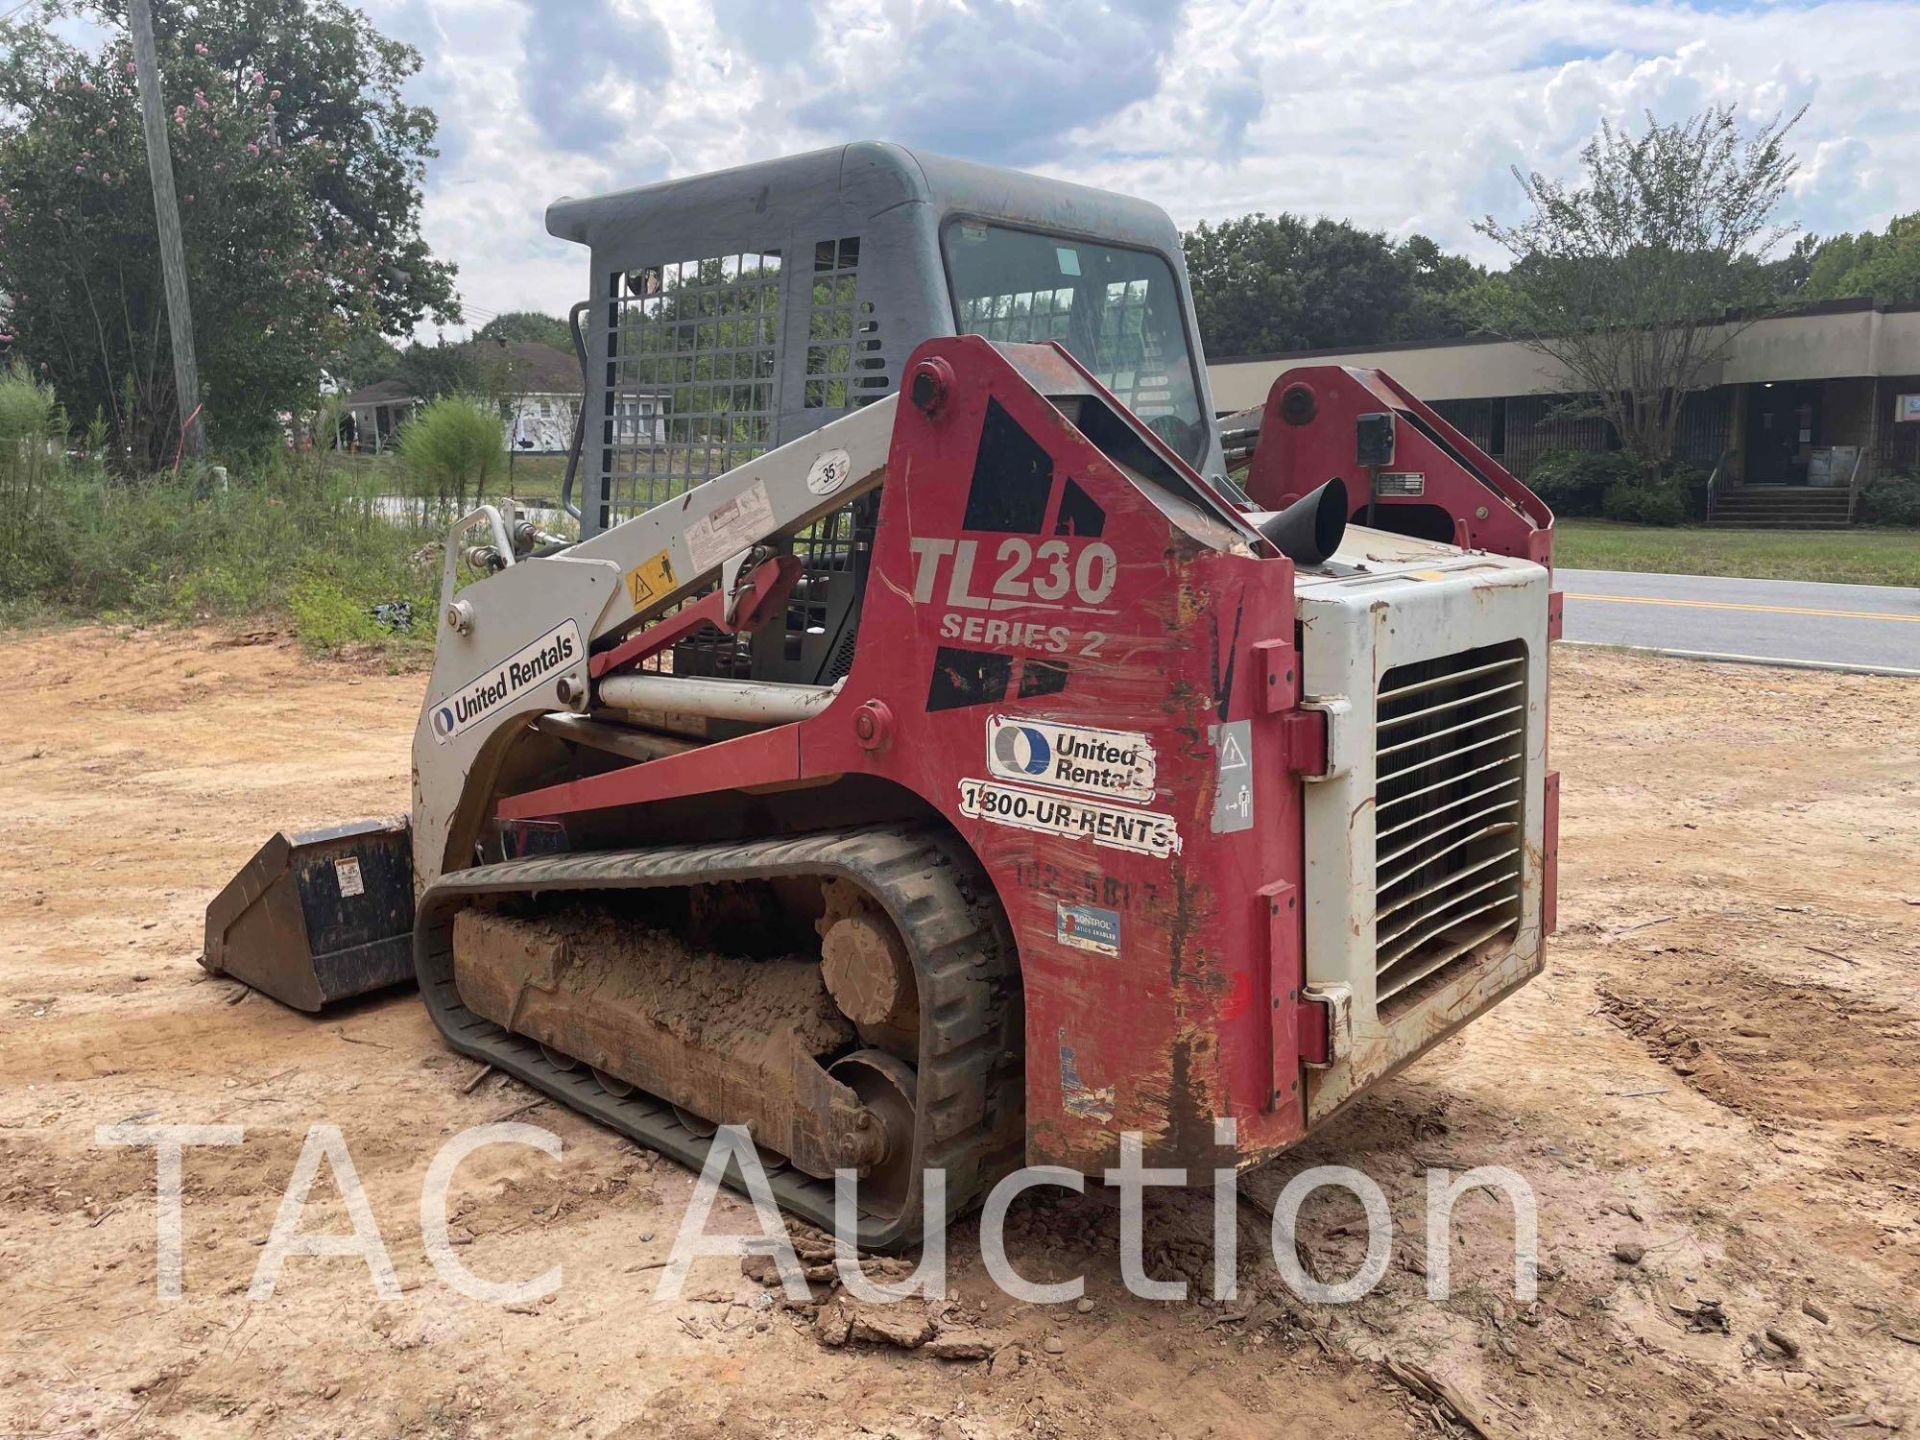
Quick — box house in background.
[490,341,583,454]
[343,339,671,458]
[341,342,592,455]
[1207,298,1920,525]
[490,342,671,453]
[343,379,420,453]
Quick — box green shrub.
[1525,449,1639,517]
[1858,473,1920,527]
[1661,460,1713,522]
[1601,476,1690,526]
[396,394,504,509]
[287,575,388,651]
[0,458,437,654]
[0,362,63,442]
[0,364,68,580]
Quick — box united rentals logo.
[431,620,582,746]
[991,723,1051,776]
[984,716,1156,803]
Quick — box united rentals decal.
[958,778,1179,857]
[431,620,581,746]
[985,716,1156,804]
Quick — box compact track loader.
[206,144,1561,1245]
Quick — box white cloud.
[379,0,1920,336]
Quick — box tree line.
[0,0,458,468]
[1185,105,1918,488]
[1182,201,1920,362]
[3,0,1914,492]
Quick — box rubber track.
[414,826,1023,1249]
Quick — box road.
[1559,567,1920,675]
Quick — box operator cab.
[547,143,1219,686]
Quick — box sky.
[311,0,1920,334]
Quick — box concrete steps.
[1708,486,1854,529]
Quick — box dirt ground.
[2,626,1916,1440]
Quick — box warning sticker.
[958,778,1179,857]
[334,856,365,898]
[624,547,677,611]
[430,619,582,746]
[685,479,774,573]
[1209,719,1253,833]
[1056,902,1121,956]
[986,715,1156,804]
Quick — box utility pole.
[128,0,205,461]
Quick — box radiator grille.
[1372,641,1527,1009]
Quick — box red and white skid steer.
[204,144,1560,1246]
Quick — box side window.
[804,237,887,410]
[945,224,1207,465]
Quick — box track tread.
[413,824,1022,1249]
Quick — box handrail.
[558,299,590,525]
[1844,447,1866,525]
[1703,449,1729,523]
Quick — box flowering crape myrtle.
[0,0,458,463]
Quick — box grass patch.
[1555,521,1920,587]
[320,449,572,505]
[0,459,443,655]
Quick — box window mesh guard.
[601,252,783,526]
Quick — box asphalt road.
[1559,568,1920,676]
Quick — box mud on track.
[1,626,1916,1438]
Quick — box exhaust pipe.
[1250,476,1349,567]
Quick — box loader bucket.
[202,818,416,1011]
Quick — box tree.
[125,0,457,336]
[1399,234,1494,343]
[1474,105,1804,481]
[396,339,480,402]
[1183,214,1415,356]
[327,330,402,392]
[0,0,456,464]
[1760,232,1822,301]
[1800,213,1920,306]
[475,311,573,351]
[396,394,501,510]
[1182,215,1491,357]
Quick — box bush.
[396,394,503,509]
[0,457,438,654]
[1600,476,1690,526]
[0,362,63,443]
[1858,473,1920,527]
[1524,449,1639,518]
[1660,460,1712,522]
[1526,448,1702,525]
[0,364,68,573]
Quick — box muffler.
[1251,475,1349,566]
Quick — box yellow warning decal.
[624,548,677,610]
